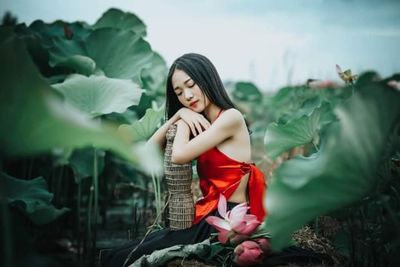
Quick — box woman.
[102,53,267,266]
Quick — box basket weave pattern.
[164,124,194,230]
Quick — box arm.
[147,108,211,150]
[147,111,180,150]
[171,109,243,164]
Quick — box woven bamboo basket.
[164,124,194,230]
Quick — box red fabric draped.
[193,147,267,224]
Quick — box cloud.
[1,0,399,91]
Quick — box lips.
[190,100,199,107]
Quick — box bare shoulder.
[223,108,243,117]
[219,108,245,125]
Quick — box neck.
[204,104,222,123]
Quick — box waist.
[226,201,244,210]
[227,194,247,204]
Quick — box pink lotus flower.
[255,238,272,255]
[205,194,260,244]
[233,240,264,266]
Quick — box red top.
[193,109,267,224]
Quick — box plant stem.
[77,178,82,261]
[312,141,319,152]
[151,171,161,225]
[92,147,98,262]
[55,166,64,204]
[0,162,13,267]
[348,212,356,266]
[122,196,170,267]
[27,158,34,179]
[87,184,94,264]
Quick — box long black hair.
[165,53,237,119]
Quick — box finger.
[189,123,197,136]
[199,117,211,130]
[194,121,203,135]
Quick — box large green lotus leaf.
[13,24,56,77]
[69,147,105,183]
[264,102,335,159]
[141,52,168,93]
[130,91,157,119]
[355,71,381,88]
[48,37,98,76]
[93,8,147,37]
[25,20,91,73]
[119,108,164,143]
[264,86,314,122]
[86,28,153,82]
[102,109,139,125]
[232,82,262,102]
[52,74,142,117]
[29,20,91,46]
[265,85,349,123]
[0,26,18,44]
[282,96,321,121]
[1,172,69,225]
[49,37,86,62]
[0,33,140,164]
[52,55,96,76]
[264,82,400,250]
[49,28,153,82]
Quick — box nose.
[183,88,194,100]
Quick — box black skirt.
[101,202,330,267]
[101,202,238,267]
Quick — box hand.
[177,108,211,136]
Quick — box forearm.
[147,112,181,149]
[173,122,190,148]
[171,121,191,164]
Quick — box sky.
[1,0,399,92]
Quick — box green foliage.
[232,82,262,102]
[141,52,169,93]
[69,147,105,183]
[0,8,168,267]
[264,85,349,124]
[264,102,335,159]
[1,172,69,225]
[2,7,399,267]
[93,8,147,36]
[264,82,400,249]
[49,28,153,83]
[53,74,142,117]
[0,34,138,163]
[29,20,91,43]
[263,86,313,122]
[119,107,164,143]
[51,54,96,76]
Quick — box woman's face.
[171,69,209,112]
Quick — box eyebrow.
[174,78,192,91]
